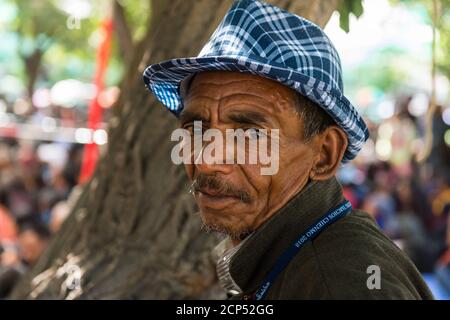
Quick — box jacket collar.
[228,176,345,293]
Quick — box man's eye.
[183,124,192,132]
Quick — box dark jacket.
[227,177,434,299]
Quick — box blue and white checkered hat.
[143,0,369,162]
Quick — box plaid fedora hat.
[143,0,369,162]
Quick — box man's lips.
[195,188,243,209]
[196,188,237,199]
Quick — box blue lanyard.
[254,199,352,300]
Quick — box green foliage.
[435,0,450,79]
[13,0,100,57]
[345,46,410,94]
[0,0,124,93]
[336,0,450,88]
[337,0,364,33]
[391,0,450,80]
[118,0,151,42]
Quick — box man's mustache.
[191,174,252,203]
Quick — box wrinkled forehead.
[181,71,296,106]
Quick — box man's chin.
[200,219,253,242]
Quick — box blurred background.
[0,0,449,299]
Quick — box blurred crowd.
[0,138,83,298]
[341,160,450,272]
[339,101,450,297]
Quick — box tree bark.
[10,0,341,299]
[23,49,43,107]
[113,0,134,67]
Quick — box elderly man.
[143,0,433,299]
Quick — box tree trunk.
[10,0,340,299]
[23,49,43,107]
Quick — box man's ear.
[309,125,348,181]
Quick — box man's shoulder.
[281,209,433,299]
[319,208,394,247]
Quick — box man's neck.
[226,176,345,293]
[230,177,313,248]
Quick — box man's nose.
[193,137,234,175]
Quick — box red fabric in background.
[79,19,114,184]
[0,206,17,243]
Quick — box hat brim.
[142,54,369,162]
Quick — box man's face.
[180,71,319,241]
